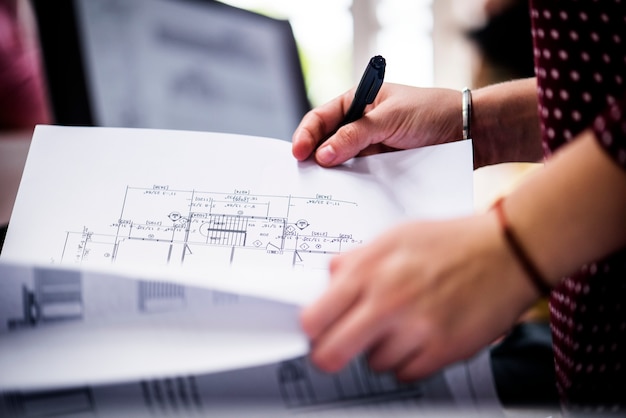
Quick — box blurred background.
[1,0,535,132]
[221,0,534,105]
[220,0,435,107]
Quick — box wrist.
[471,210,542,320]
[490,197,552,296]
[470,78,542,167]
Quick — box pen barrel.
[341,101,366,125]
[342,55,386,125]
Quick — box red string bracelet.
[491,197,552,296]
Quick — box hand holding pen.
[292,55,386,165]
[292,55,466,166]
[321,55,386,144]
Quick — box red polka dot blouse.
[530,0,626,412]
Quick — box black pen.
[317,55,386,148]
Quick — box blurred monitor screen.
[32,0,310,141]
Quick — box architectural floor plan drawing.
[61,185,364,272]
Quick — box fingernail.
[316,144,336,165]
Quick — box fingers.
[299,267,358,341]
[394,352,441,382]
[300,252,386,373]
[305,296,386,373]
[307,299,444,380]
[366,326,423,372]
[292,92,352,162]
[367,332,442,382]
[314,122,377,167]
[292,89,384,167]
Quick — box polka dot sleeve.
[592,93,626,170]
[530,0,626,173]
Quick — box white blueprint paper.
[0,262,501,416]
[1,125,474,305]
[0,261,307,390]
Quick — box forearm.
[471,78,543,168]
[501,130,626,286]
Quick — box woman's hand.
[300,213,540,381]
[292,83,463,167]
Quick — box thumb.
[315,119,377,167]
